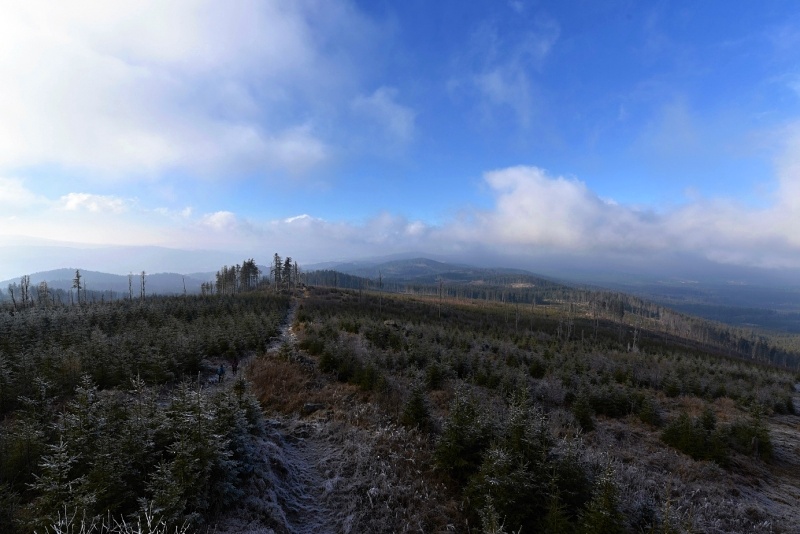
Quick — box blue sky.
[2,1,800,279]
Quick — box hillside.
[251,287,800,533]
[3,281,800,532]
[7,256,800,334]
[321,257,542,282]
[305,265,800,368]
[316,256,800,335]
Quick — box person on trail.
[232,356,239,374]
[218,364,225,383]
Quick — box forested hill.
[322,257,542,281]
[0,269,209,298]
[305,257,565,294]
[305,266,800,370]
[315,257,800,335]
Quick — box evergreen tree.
[271,253,283,291]
[283,257,293,291]
[579,464,625,534]
[27,438,95,531]
[543,484,573,534]
[400,387,431,432]
[434,389,492,484]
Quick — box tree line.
[200,254,301,296]
[302,270,800,370]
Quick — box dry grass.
[247,353,318,414]
[711,396,741,423]
[239,329,465,533]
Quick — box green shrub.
[529,357,547,379]
[434,390,492,484]
[298,334,325,356]
[355,363,381,391]
[637,397,662,427]
[660,410,729,466]
[588,385,633,418]
[578,465,625,534]
[552,452,592,520]
[727,412,773,462]
[466,445,547,533]
[425,361,445,390]
[401,388,432,432]
[339,317,360,334]
[571,394,594,432]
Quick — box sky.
[2,0,800,280]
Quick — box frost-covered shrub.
[727,412,773,462]
[465,392,593,533]
[578,465,625,534]
[434,389,493,484]
[7,373,268,532]
[424,360,446,390]
[637,396,662,427]
[571,394,594,432]
[660,410,729,466]
[400,387,432,432]
[467,445,546,532]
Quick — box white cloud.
[262,125,331,174]
[508,1,525,14]
[460,16,560,127]
[637,99,702,157]
[201,211,238,232]
[473,166,657,251]
[0,177,44,208]
[4,121,800,274]
[457,162,800,269]
[352,87,416,144]
[283,214,318,225]
[0,0,374,178]
[58,193,128,213]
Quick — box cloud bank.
[4,148,800,278]
[0,0,376,178]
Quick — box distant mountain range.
[4,253,800,333]
[307,257,548,283]
[305,257,800,332]
[0,268,212,297]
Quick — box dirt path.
[215,294,454,533]
[264,419,339,534]
[258,297,340,534]
[266,298,299,352]
[214,296,343,533]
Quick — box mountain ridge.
[0,269,210,296]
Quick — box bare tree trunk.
[8,286,17,312]
[438,278,443,319]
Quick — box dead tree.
[72,270,82,305]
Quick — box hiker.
[232,356,239,374]
[217,364,225,383]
